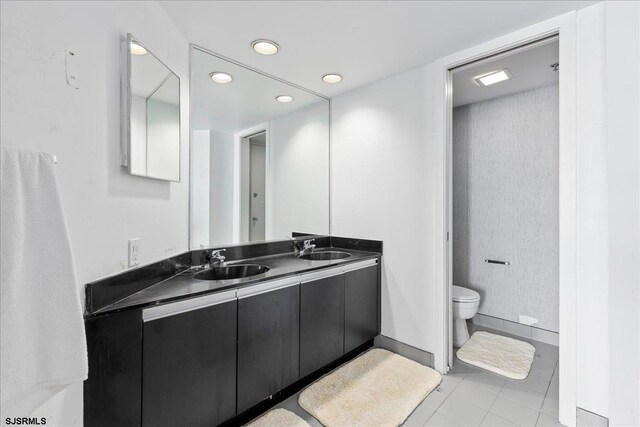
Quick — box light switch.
[128,238,140,267]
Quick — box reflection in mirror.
[190,46,330,249]
[123,34,181,181]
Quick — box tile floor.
[269,324,562,427]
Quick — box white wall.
[332,66,435,351]
[210,130,235,244]
[269,101,330,239]
[146,98,180,180]
[191,130,210,248]
[130,95,147,175]
[453,85,560,332]
[0,1,190,425]
[604,2,640,426]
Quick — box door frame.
[233,123,270,243]
[248,133,266,241]
[432,12,577,427]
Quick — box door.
[300,271,345,377]
[344,263,379,352]
[237,279,300,413]
[141,291,237,427]
[249,133,266,241]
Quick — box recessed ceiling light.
[130,41,147,56]
[252,39,279,55]
[210,72,233,84]
[322,73,343,84]
[276,95,293,103]
[473,69,512,86]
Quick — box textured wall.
[453,84,559,332]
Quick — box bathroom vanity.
[83,235,382,427]
[85,33,362,426]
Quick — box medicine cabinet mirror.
[121,34,181,182]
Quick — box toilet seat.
[452,285,480,302]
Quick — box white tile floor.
[268,324,562,427]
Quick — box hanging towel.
[1,147,88,416]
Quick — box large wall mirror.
[190,46,330,249]
[121,34,181,182]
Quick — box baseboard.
[374,334,435,368]
[472,313,559,346]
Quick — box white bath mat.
[246,408,311,427]
[456,331,535,379]
[298,348,442,427]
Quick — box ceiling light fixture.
[322,73,343,84]
[252,39,279,55]
[210,72,233,84]
[473,68,512,87]
[130,41,147,56]
[276,95,293,103]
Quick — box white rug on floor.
[456,331,536,379]
[298,348,442,427]
[246,408,311,427]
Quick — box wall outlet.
[128,238,140,267]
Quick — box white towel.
[1,147,88,416]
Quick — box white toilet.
[452,285,481,347]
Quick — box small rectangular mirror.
[121,34,181,182]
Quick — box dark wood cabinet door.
[84,309,142,427]
[344,264,379,352]
[142,295,237,427]
[237,283,300,413]
[300,273,345,377]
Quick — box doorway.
[248,132,266,241]
[444,35,565,424]
[235,125,269,243]
[433,13,578,426]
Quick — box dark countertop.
[94,247,380,315]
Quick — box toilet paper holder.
[485,259,511,265]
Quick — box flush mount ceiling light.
[276,95,293,103]
[473,68,512,87]
[210,72,233,84]
[322,73,343,84]
[130,41,147,56]
[252,39,279,55]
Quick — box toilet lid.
[452,285,480,302]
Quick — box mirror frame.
[121,33,182,182]
[188,44,332,249]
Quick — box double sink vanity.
[84,235,382,427]
[96,33,366,426]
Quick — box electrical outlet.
[128,238,140,267]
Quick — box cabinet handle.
[341,258,378,273]
[237,276,299,299]
[143,289,237,322]
[299,266,345,284]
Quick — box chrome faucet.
[299,239,316,256]
[207,249,226,268]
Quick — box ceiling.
[191,47,327,133]
[453,38,559,107]
[159,1,595,98]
